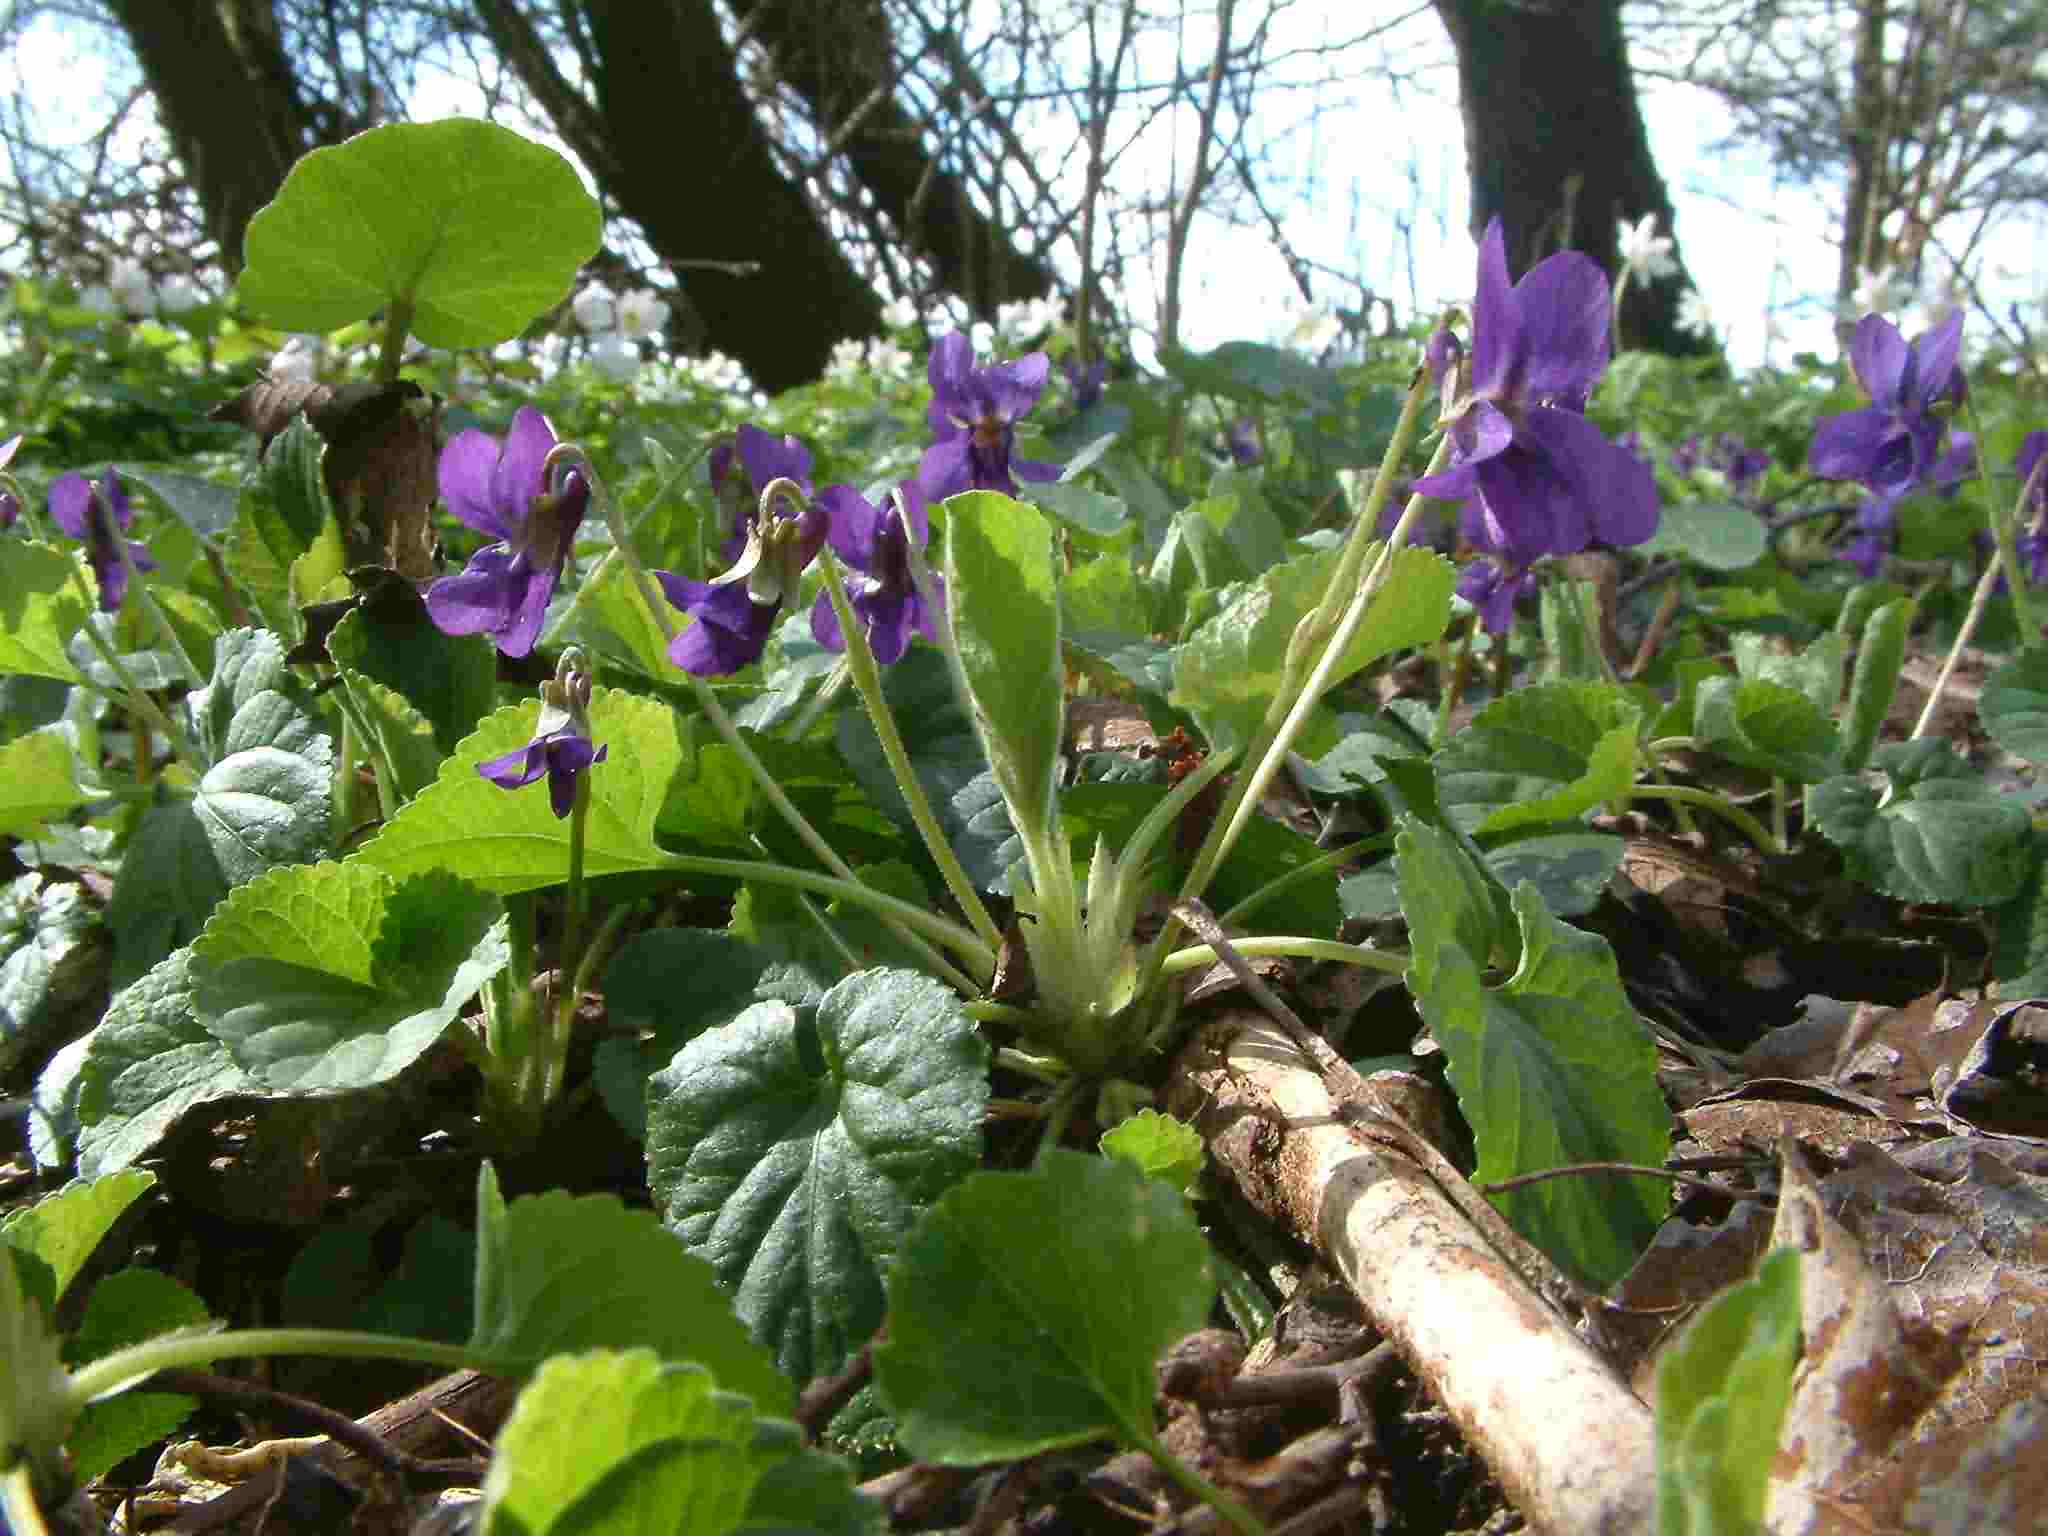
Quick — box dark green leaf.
[469,1166,790,1414]
[191,864,506,1093]
[647,969,987,1386]
[874,1150,1213,1463]
[1432,681,1642,835]
[1636,500,1768,571]
[1692,676,1840,783]
[1981,649,2048,765]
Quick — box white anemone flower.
[109,259,156,317]
[156,275,204,315]
[269,335,320,385]
[616,287,671,340]
[1847,265,1912,317]
[1617,213,1677,283]
[571,283,617,334]
[880,296,918,330]
[1676,288,1716,339]
[589,332,640,382]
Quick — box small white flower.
[1288,306,1342,354]
[109,258,156,317]
[269,335,320,385]
[868,339,913,381]
[76,284,117,319]
[826,338,867,382]
[616,287,671,340]
[1676,288,1716,339]
[589,332,639,382]
[969,320,996,354]
[1848,265,1911,317]
[571,283,617,334]
[155,275,203,315]
[1616,213,1677,284]
[881,296,918,330]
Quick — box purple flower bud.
[48,467,156,611]
[1224,417,1262,467]
[920,332,1062,498]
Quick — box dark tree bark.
[105,0,318,273]
[728,0,1056,316]
[1433,0,1713,358]
[574,0,882,391]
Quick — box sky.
[3,3,2041,376]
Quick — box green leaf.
[1481,833,1626,919]
[1808,761,2031,908]
[0,541,89,683]
[593,928,780,1141]
[0,872,105,1078]
[247,417,333,563]
[1099,1110,1204,1197]
[0,1234,73,1479]
[1692,676,1840,784]
[554,553,676,680]
[62,1268,210,1483]
[1636,500,1768,571]
[354,688,683,893]
[115,465,239,541]
[1841,598,1913,773]
[327,603,497,757]
[1992,833,2048,999]
[1158,340,1344,409]
[1981,648,2048,764]
[874,1150,1214,1463]
[478,1351,789,1536]
[647,969,987,1387]
[190,863,506,1093]
[239,119,601,349]
[1015,480,1129,537]
[1732,632,1843,719]
[1389,819,1513,995]
[743,1445,886,1536]
[1172,544,1454,753]
[943,491,1064,847]
[1654,1249,1802,1536]
[1398,824,1669,1289]
[0,1171,155,1307]
[72,950,257,1178]
[468,1166,790,1415]
[337,667,444,806]
[1432,681,1643,835]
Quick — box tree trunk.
[1432,0,1712,358]
[576,0,883,392]
[727,0,1056,317]
[105,0,316,273]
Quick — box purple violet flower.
[714,424,814,563]
[1063,356,1106,411]
[0,433,19,528]
[1713,434,1771,491]
[1808,312,1965,502]
[424,406,588,659]
[1411,218,1657,632]
[810,480,944,664]
[48,466,157,611]
[478,661,605,819]
[920,331,1061,498]
[658,482,827,676]
[2009,432,2048,585]
[1225,417,1262,467]
[1669,435,1703,476]
[1457,558,1537,634]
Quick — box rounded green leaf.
[0,541,89,684]
[1637,500,1768,571]
[874,1150,1214,1464]
[647,968,987,1388]
[238,119,601,348]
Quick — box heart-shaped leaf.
[647,968,987,1386]
[238,119,601,348]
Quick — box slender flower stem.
[1158,936,1409,977]
[1911,555,2000,739]
[561,447,980,985]
[664,851,992,973]
[1966,392,2043,645]
[1135,1430,1269,1536]
[376,298,414,386]
[68,1328,477,1407]
[816,548,1003,953]
[546,770,594,1109]
[334,716,360,839]
[61,558,201,771]
[1629,783,1783,854]
[1188,422,1456,906]
[108,507,200,685]
[1,1466,52,1536]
